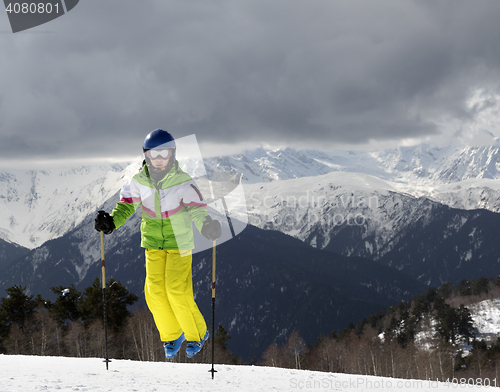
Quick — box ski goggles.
[146,149,174,160]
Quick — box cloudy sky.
[2,0,500,163]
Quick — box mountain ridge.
[3,141,500,249]
[0,216,426,360]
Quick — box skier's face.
[151,156,170,168]
[147,149,174,168]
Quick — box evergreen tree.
[472,277,490,296]
[426,287,438,303]
[215,324,231,351]
[79,278,139,332]
[436,305,457,343]
[0,305,9,352]
[437,282,453,300]
[412,293,431,322]
[367,311,384,329]
[457,279,472,296]
[436,304,475,345]
[213,324,240,364]
[456,304,476,344]
[50,284,82,327]
[0,285,36,331]
[433,293,447,317]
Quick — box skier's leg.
[165,250,207,342]
[144,248,183,342]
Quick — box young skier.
[94,129,222,359]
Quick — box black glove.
[201,216,222,241]
[94,210,115,235]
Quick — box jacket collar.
[141,160,180,182]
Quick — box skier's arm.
[188,204,209,233]
[182,181,221,240]
[111,178,142,229]
[181,181,209,232]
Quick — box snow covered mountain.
[2,141,500,250]
[198,141,493,184]
[3,141,500,359]
[0,159,143,248]
[206,141,500,211]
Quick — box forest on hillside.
[2,276,500,383]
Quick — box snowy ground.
[0,355,494,391]
[468,299,500,342]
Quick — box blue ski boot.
[186,331,209,358]
[163,333,185,359]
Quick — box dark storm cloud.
[1,0,500,159]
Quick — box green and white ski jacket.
[111,161,208,250]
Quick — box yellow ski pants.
[144,249,207,342]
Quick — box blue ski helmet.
[143,129,176,152]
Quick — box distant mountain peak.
[2,141,500,248]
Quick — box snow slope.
[468,299,500,342]
[0,355,489,392]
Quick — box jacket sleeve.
[111,178,142,229]
[182,181,209,232]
